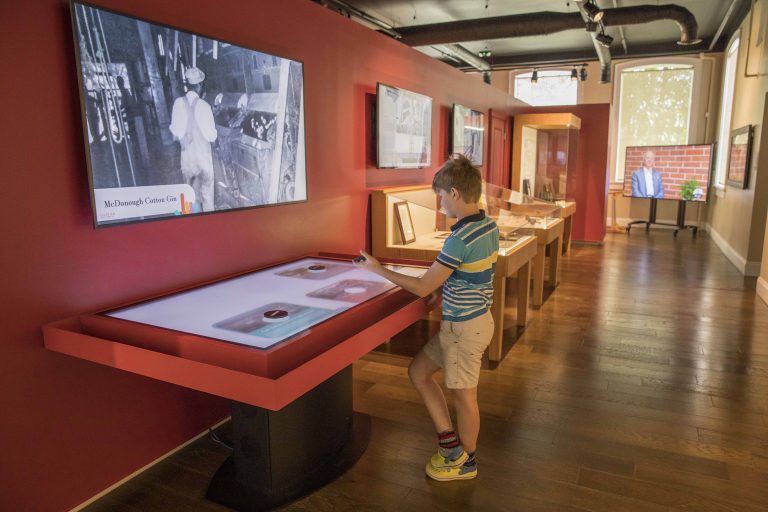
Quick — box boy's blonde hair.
[432,154,482,203]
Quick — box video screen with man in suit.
[622,145,713,202]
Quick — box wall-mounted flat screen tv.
[376,83,432,168]
[451,104,485,166]
[71,2,306,227]
[622,144,713,202]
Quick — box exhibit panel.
[376,83,433,169]
[451,104,486,166]
[70,2,307,227]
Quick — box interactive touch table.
[43,254,433,512]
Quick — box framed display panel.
[451,104,485,165]
[70,1,307,227]
[621,144,713,202]
[726,125,754,189]
[394,201,416,244]
[376,83,432,168]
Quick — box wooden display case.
[371,186,539,361]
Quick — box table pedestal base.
[207,366,369,511]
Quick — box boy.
[355,155,498,481]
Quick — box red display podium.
[43,254,435,511]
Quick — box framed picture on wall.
[394,201,416,244]
[726,125,754,189]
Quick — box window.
[513,70,578,106]
[714,36,740,187]
[613,63,695,183]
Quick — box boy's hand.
[353,250,382,273]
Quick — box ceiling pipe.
[316,0,401,39]
[314,0,493,74]
[439,44,492,72]
[395,4,701,47]
[612,0,629,54]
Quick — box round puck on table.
[344,286,367,294]
[307,264,327,273]
[263,309,289,322]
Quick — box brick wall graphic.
[622,145,712,201]
[727,144,747,185]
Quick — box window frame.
[608,56,706,185]
[510,68,582,106]
[713,33,741,192]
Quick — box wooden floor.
[84,231,768,512]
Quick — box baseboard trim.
[758,276,768,306]
[69,416,231,512]
[707,225,761,276]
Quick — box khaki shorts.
[422,310,494,389]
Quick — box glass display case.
[520,124,578,202]
[381,183,559,257]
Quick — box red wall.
[512,104,611,243]
[0,1,513,510]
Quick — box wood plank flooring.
[83,232,768,511]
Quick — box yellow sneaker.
[429,447,468,469]
[426,460,477,481]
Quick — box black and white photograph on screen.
[72,3,306,226]
[452,105,484,166]
[377,84,432,168]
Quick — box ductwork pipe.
[396,4,700,47]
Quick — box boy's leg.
[451,387,480,454]
[408,350,452,433]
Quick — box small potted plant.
[680,179,700,201]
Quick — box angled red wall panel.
[0,1,513,510]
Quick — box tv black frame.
[69,0,309,228]
[450,104,486,166]
[621,142,715,203]
[375,82,433,169]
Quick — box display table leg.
[516,260,531,327]
[488,273,506,362]
[549,236,563,288]
[532,248,546,308]
[563,216,573,255]
[206,366,369,512]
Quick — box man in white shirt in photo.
[169,67,218,212]
[631,150,665,199]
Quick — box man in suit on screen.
[631,150,665,199]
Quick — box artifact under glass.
[383,183,559,256]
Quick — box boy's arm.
[354,251,453,298]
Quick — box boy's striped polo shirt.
[435,210,499,322]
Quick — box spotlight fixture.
[599,66,611,84]
[579,66,588,81]
[583,1,604,22]
[478,49,492,58]
[571,67,578,81]
[585,20,598,32]
[596,31,613,48]
[531,69,538,83]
